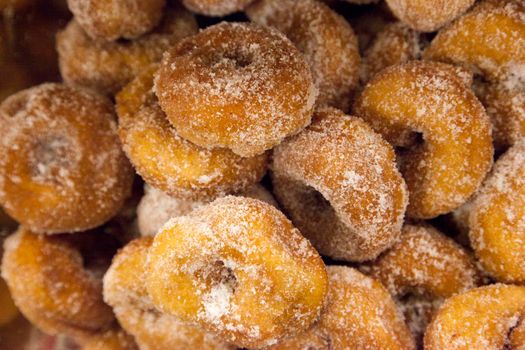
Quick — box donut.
[364,224,480,342]
[268,266,415,350]
[272,107,408,262]
[145,196,328,348]
[78,326,138,350]
[246,0,360,112]
[57,5,198,95]
[0,277,18,327]
[137,183,277,237]
[103,237,235,350]
[385,0,475,32]
[424,0,525,86]
[1,228,119,337]
[182,0,254,16]
[0,83,133,234]
[361,22,422,82]
[67,0,166,41]
[117,64,268,201]
[424,284,525,350]
[469,140,525,284]
[154,22,317,157]
[474,81,525,150]
[353,61,494,219]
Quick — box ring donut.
[1,228,119,337]
[117,65,268,201]
[272,107,408,262]
[425,284,525,350]
[154,22,317,157]
[0,83,133,234]
[365,224,480,342]
[145,196,328,348]
[103,237,235,350]
[247,0,360,111]
[469,140,525,284]
[67,0,166,41]
[268,266,415,350]
[57,5,197,95]
[137,184,277,237]
[353,61,493,219]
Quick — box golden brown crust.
[353,61,493,219]
[67,0,166,41]
[386,0,475,32]
[1,228,116,337]
[247,0,360,112]
[57,6,198,95]
[272,108,407,262]
[424,284,525,350]
[145,196,328,349]
[0,83,134,234]
[469,141,525,284]
[117,65,268,201]
[268,266,415,350]
[103,237,236,350]
[154,22,317,157]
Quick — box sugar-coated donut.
[154,22,317,157]
[272,107,407,262]
[365,224,480,341]
[247,0,360,112]
[469,140,525,284]
[1,228,118,337]
[0,83,133,234]
[67,0,166,41]
[385,0,475,32]
[146,196,328,348]
[0,277,18,327]
[104,237,235,350]
[78,326,138,350]
[117,65,268,201]
[361,22,422,83]
[137,184,277,237]
[268,266,415,350]
[424,0,525,86]
[353,61,493,219]
[57,6,198,95]
[182,0,254,16]
[425,284,525,350]
[474,81,525,150]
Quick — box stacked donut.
[0,0,524,349]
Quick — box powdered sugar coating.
[247,0,360,112]
[57,5,198,95]
[154,22,317,157]
[67,0,166,41]
[272,108,408,262]
[145,196,328,349]
[386,0,475,32]
[268,266,415,350]
[103,238,235,350]
[469,140,525,284]
[137,184,277,237]
[353,61,494,219]
[425,284,525,350]
[0,83,134,234]
[1,228,116,338]
[182,0,254,16]
[117,65,268,201]
[474,80,525,150]
[424,0,525,86]
[365,224,480,342]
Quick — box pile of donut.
[0,0,524,349]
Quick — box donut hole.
[397,293,441,344]
[196,259,238,294]
[30,135,75,184]
[207,50,254,70]
[394,131,425,167]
